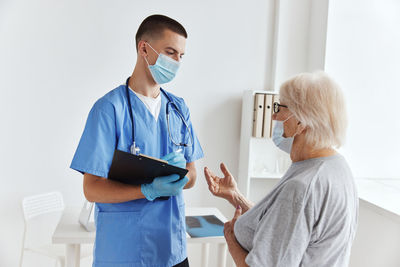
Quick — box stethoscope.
[125,77,194,155]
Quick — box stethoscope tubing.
[125,77,193,153]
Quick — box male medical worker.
[70,15,203,267]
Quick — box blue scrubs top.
[70,85,204,267]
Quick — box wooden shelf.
[238,90,291,198]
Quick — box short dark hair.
[135,15,187,51]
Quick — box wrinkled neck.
[290,132,336,162]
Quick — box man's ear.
[137,40,148,57]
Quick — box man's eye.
[166,51,174,55]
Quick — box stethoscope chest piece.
[130,142,140,155]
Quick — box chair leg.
[19,249,24,267]
[19,227,27,267]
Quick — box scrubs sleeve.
[70,99,116,178]
[180,99,204,163]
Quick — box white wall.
[325,1,400,266]
[273,0,314,88]
[325,0,400,179]
[0,0,275,266]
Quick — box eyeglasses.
[273,102,288,113]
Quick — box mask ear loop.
[282,114,293,123]
[143,42,160,66]
[283,114,303,138]
[294,121,306,137]
[145,42,159,55]
[144,56,150,66]
[292,120,306,139]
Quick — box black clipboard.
[108,150,188,185]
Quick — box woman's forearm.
[229,238,250,267]
[229,190,254,213]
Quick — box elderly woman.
[204,71,358,267]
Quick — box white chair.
[19,191,92,267]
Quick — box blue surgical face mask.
[145,43,180,84]
[272,115,294,153]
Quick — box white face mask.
[272,115,294,153]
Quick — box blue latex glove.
[162,151,186,169]
[141,174,189,201]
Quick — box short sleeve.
[245,182,314,266]
[70,99,117,178]
[179,99,204,163]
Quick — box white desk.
[355,178,400,223]
[52,207,228,267]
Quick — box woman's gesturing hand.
[204,163,238,202]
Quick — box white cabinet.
[237,90,291,201]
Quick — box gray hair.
[279,71,347,149]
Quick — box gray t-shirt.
[234,154,358,267]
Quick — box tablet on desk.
[185,215,224,238]
[108,150,188,185]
